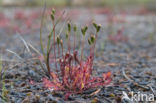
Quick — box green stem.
[47,30,53,55]
[40,2,46,60]
[53,22,57,70]
[92,32,98,58]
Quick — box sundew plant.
[40,9,112,99]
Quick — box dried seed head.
[52,9,55,14]
[73,24,77,32]
[93,22,101,33]
[48,34,51,39]
[56,36,60,44]
[93,22,97,29]
[90,35,95,43]
[51,9,55,21]
[51,14,55,21]
[81,25,88,36]
[67,22,71,32]
[84,26,88,32]
[97,24,101,33]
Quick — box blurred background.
[0,0,155,10]
[1,0,156,36]
[0,0,156,50]
[0,0,156,10]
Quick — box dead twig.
[122,68,133,82]
[148,85,156,96]
[90,88,101,96]
[122,68,151,91]
[6,49,23,60]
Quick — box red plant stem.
[46,29,55,76]
[46,51,51,76]
[74,32,76,51]
[57,44,60,58]
[89,32,98,74]
[81,36,85,61]
[69,56,72,83]
[73,31,77,65]
[68,33,71,54]
[61,43,64,58]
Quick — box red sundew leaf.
[90,82,104,88]
[54,82,63,89]
[63,77,69,88]
[72,68,82,87]
[42,78,54,88]
[84,73,90,82]
[43,52,112,97]
[63,67,70,87]
[72,77,78,87]
[80,82,85,90]
[50,72,61,84]
[103,78,112,85]
[86,77,97,83]
[71,66,77,78]
[43,78,62,90]
[50,72,57,79]
[103,72,112,80]
[107,72,112,77]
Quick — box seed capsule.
[73,24,77,32]
[51,14,55,21]
[81,25,88,36]
[52,8,55,15]
[84,26,88,32]
[97,24,101,32]
[90,35,95,43]
[56,36,60,44]
[93,22,97,28]
[67,22,71,32]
